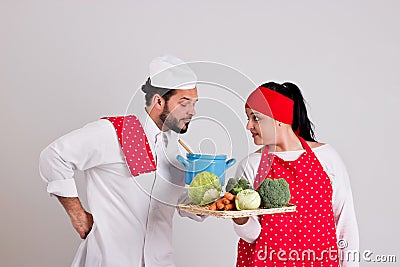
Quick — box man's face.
[160,88,198,133]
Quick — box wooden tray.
[178,203,296,219]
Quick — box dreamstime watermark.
[256,239,397,263]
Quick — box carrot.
[216,197,225,204]
[216,198,225,210]
[224,192,235,201]
[222,198,231,205]
[209,202,217,211]
[224,203,235,211]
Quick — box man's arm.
[57,196,93,239]
[39,120,121,238]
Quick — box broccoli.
[257,178,291,208]
[225,177,253,195]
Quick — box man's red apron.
[102,115,156,176]
[237,137,339,267]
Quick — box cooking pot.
[176,153,236,185]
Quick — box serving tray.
[178,203,296,219]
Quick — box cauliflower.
[235,189,261,210]
[257,178,291,208]
[225,177,253,195]
[188,172,222,205]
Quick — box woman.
[233,82,359,267]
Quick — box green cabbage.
[188,172,222,205]
[235,189,261,210]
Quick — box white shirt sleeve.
[232,146,360,265]
[176,191,207,222]
[234,153,259,186]
[315,146,360,267]
[39,119,123,197]
[232,154,262,243]
[232,216,261,244]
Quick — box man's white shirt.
[39,109,189,267]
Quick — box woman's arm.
[232,216,261,243]
[315,145,360,267]
[231,154,262,243]
[331,158,360,266]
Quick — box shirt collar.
[134,110,158,152]
[136,108,174,153]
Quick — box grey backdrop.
[1,1,399,266]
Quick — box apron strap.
[102,115,157,176]
[297,136,312,153]
[254,136,312,189]
[253,147,273,189]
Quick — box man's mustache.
[181,116,193,120]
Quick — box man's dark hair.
[141,78,176,106]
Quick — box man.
[39,55,200,266]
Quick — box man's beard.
[159,104,191,134]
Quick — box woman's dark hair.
[261,81,316,142]
[141,78,177,106]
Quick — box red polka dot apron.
[237,137,339,267]
[102,115,156,176]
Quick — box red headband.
[245,86,294,124]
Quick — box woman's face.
[245,108,276,146]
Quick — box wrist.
[57,196,85,218]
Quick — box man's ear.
[151,94,164,111]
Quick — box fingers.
[79,225,92,239]
[83,229,91,239]
[72,211,94,239]
[86,212,94,227]
[79,231,86,239]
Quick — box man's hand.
[56,196,94,239]
[70,210,94,239]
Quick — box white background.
[1,1,399,266]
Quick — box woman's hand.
[233,217,249,225]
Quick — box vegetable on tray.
[188,171,222,205]
[225,177,253,195]
[209,192,236,211]
[183,174,295,218]
[235,189,261,210]
[257,178,291,208]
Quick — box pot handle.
[176,155,189,167]
[225,158,236,169]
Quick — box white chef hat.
[149,55,197,90]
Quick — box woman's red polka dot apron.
[237,137,339,267]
